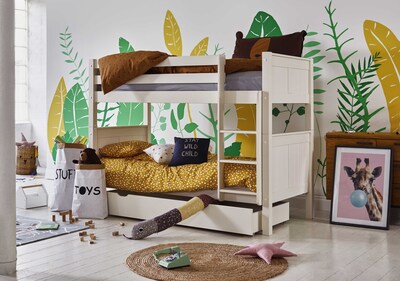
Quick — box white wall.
[28,0,47,167]
[41,0,400,218]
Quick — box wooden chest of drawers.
[325,132,400,206]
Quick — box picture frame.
[330,146,392,230]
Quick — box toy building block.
[79,231,87,237]
[89,224,95,229]
[85,220,93,226]
[80,237,85,242]
[88,240,95,245]
[90,234,96,240]
[68,210,73,219]
[69,218,75,224]
[52,215,56,222]
[62,215,66,222]
[74,217,79,222]
[120,222,125,226]
[112,231,120,236]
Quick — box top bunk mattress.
[114,71,262,91]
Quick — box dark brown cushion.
[98,51,169,94]
[232,30,307,59]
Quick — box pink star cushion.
[234,242,296,264]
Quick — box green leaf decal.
[246,11,282,38]
[60,27,88,95]
[177,103,186,120]
[63,83,88,140]
[171,109,178,130]
[151,133,158,144]
[272,107,280,116]
[224,142,242,157]
[184,122,198,133]
[119,37,135,53]
[116,102,144,126]
[297,106,305,115]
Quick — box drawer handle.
[356,141,374,145]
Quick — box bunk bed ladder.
[216,58,262,206]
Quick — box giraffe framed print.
[331,147,392,230]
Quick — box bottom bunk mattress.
[101,153,256,193]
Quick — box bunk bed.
[89,52,314,236]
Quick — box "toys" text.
[74,185,101,196]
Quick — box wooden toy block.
[60,211,69,216]
[80,237,85,242]
[79,231,87,236]
[74,217,79,222]
[52,214,56,222]
[88,240,95,244]
[85,220,93,226]
[89,224,95,229]
[62,214,66,222]
[90,234,96,240]
[112,231,119,236]
[68,210,72,219]
[69,218,74,224]
[120,222,125,226]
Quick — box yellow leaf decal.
[164,10,182,56]
[47,77,67,153]
[235,104,256,157]
[364,20,400,132]
[190,37,209,56]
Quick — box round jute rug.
[126,242,288,281]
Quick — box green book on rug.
[36,222,59,230]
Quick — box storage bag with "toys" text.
[72,164,108,219]
[51,143,86,211]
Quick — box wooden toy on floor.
[112,231,120,236]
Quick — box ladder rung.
[219,189,256,196]
[220,130,257,135]
[219,159,257,165]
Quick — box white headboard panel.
[93,126,149,150]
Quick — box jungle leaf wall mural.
[190,37,209,56]
[117,37,144,127]
[47,77,67,160]
[164,10,182,56]
[63,83,89,140]
[47,0,399,200]
[324,1,385,133]
[364,20,400,132]
[59,28,88,94]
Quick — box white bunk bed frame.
[89,52,314,236]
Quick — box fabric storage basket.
[16,146,38,175]
[72,164,108,219]
[51,143,86,211]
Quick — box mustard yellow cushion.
[99,140,152,158]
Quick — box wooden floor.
[0,205,398,281]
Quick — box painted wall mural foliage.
[364,20,400,132]
[47,0,400,199]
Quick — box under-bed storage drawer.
[107,190,262,236]
[272,202,289,226]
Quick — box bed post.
[88,59,98,151]
[305,58,314,219]
[147,103,152,143]
[261,52,273,235]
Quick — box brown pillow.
[232,30,307,59]
[98,51,169,94]
[99,140,152,158]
